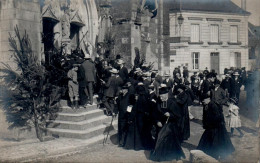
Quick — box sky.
[231,0,260,26]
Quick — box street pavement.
[0,90,259,162]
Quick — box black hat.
[177,84,186,90]
[215,80,221,86]
[159,87,169,95]
[206,72,214,79]
[198,73,204,78]
[184,81,190,85]
[151,72,156,78]
[136,85,146,95]
[116,54,121,59]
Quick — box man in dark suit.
[174,73,182,85]
[220,73,232,98]
[163,72,174,90]
[183,66,189,80]
[81,54,96,106]
[231,71,242,102]
[102,68,123,116]
[118,59,129,84]
[200,73,214,101]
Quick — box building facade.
[110,0,162,69]
[162,0,250,75]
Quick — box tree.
[0,26,62,141]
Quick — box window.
[230,25,238,43]
[192,52,199,69]
[191,24,200,42]
[210,24,219,42]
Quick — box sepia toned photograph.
[0,0,259,162]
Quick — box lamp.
[177,14,184,25]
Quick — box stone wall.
[0,0,42,67]
[0,0,41,140]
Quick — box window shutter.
[191,24,200,42]
[210,25,219,42]
[230,25,238,43]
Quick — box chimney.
[241,0,246,10]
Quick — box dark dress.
[123,84,149,150]
[197,101,235,159]
[117,85,135,146]
[176,91,190,141]
[150,97,185,161]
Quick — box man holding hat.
[81,54,96,106]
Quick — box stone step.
[47,120,118,139]
[47,115,113,130]
[55,109,105,122]
[59,104,100,114]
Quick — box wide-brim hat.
[84,54,91,59]
[73,64,81,67]
[164,73,170,77]
[142,72,150,77]
[148,84,154,89]
[159,87,169,95]
[176,84,186,91]
[225,73,231,77]
[117,59,125,65]
[142,62,150,67]
[160,84,167,88]
[110,68,119,74]
[134,68,142,73]
[233,71,240,76]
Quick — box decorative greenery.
[0,26,63,141]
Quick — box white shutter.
[191,24,200,42]
[210,25,219,42]
[230,25,238,43]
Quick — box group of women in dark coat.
[115,66,237,162]
[116,74,190,161]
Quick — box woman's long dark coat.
[197,101,235,159]
[176,91,190,141]
[117,86,135,146]
[123,85,150,150]
[150,97,185,162]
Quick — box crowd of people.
[66,52,259,161]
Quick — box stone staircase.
[47,99,118,143]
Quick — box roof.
[249,23,260,37]
[166,0,250,15]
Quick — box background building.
[162,0,250,75]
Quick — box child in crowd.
[227,97,244,137]
[67,64,80,109]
